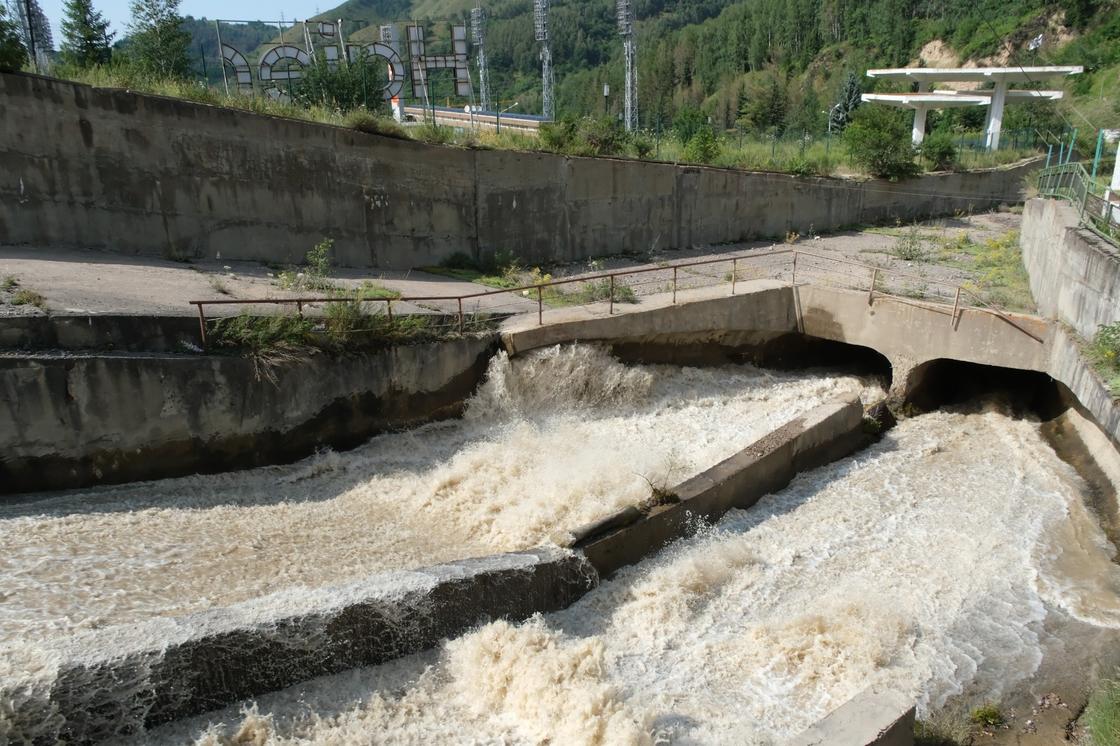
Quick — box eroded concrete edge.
[785,687,916,746]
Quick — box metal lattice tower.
[471,7,492,112]
[617,0,637,131]
[533,0,554,120]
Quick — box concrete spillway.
[0,346,880,742]
[133,405,1120,745]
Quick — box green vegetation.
[969,703,1004,728]
[914,713,971,746]
[126,0,191,79]
[0,3,26,72]
[843,106,920,180]
[1084,675,1120,745]
[894,225,931,262]
[944,231,1034,312]
[59,0,114,67]
[275,238,337,292]
[920,132,959,172]
[1088,322,1120,397]
[1,275,17,291]
[11,289,46,309]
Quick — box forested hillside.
[285,0,1119,133]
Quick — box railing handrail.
[187,244,1044,347]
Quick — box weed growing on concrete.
[355,281,401,300]
[1084,675,1120,745]
[913,707,971,745]
[893,224,930,262]
[208,276,231,296]
[1,275,16,291]
[957,231,1033,312]
[276,239,338,293]
[11,289,45,309]
[342,110,409,140]
[1088,322,1120,397]
[969,704,1004,728]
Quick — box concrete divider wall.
[1,71,1038,269]
[4,548,596,743]
[785,687,916,746]
[574,397,866,576]
[1021,198,1120,340]
[0,335,499,495]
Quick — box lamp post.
[603,83,610,116]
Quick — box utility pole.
[23,0,38,73]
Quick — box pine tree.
[828,70,862,133]
[0,1,27,71]
[60,0,113,67]
[127,0,190,79]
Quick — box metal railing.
[189,247,1044,347]
[1037,163,1120,247]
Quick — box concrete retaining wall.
[0,335,498,496]
[4,548,596,743]
[0,313,201,352]
[1,71,1038,270]
[572,397,865,576]
[1021,197,1120,339]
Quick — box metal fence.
[1037,163,1120,247]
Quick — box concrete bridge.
[501,280,1119,445]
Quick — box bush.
[1089,322,1120,397]
[843,106,920,180]
[921,131,958,171]
[683,128,719,164]
[893,225,929,261]
[631,133,654,159]
[540,118,578,153]
[414,123,454,145]
[294,50,394,114]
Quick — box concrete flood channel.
[2,333,1120,743]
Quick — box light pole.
[603,83,610,117]
[496,101,518,134]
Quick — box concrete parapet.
[0,314,201,352]
[785,687,915,746]
[0,335,499,496]
[573,397,865,576]
[3,548,596,743]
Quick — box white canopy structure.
[862,66,1081,149]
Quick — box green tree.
[0,2,26,71]
[672,106,707,144]
[843,105,919,179]
[127,0,190,79]
[683,128,719,163]
[828,71,862,133]
[60,0,113,67]
[739,75,788,135]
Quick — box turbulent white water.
[0,345,874,648]
[135,406,1120,746]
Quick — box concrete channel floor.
[0,210,1022,320]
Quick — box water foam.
[0,345,872,650]
[135,409,1119,745]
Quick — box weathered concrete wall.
[4,548,596,743]
[0,335,498,495]
[1021,198,1120,339]
[786,687,915,746]
[0,313,201,352]
[1,71,1039,269]
[572,398,865,576]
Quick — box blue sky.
[38,0,322,45]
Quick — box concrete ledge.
[785,687,915,746]
[1049,327,1120,447]
[574,397,865,576]
[4,548,597,743]
[0,314,203,352]
[0,336,499,496]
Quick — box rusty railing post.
[296,300,303,317]
[868,268,877,304]
[195,303,208,348]
[952,286,961,325]
[537,286,543,325]
[457,297,464,333]
[386,298,393,323]
[672,266,678,304]
[609,275,615,315]
[791,251,798,285]
[731,258,737,295]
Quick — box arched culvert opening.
[903,358,1075,419]
[609,333,893,388]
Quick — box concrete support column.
[911,105,928,145]
[985,81,1008,151]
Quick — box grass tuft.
[1,275,17,291]
[11,289,46,309]
[969,704,1004,728]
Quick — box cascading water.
[133,405,1120,746]
[0,345,881,743]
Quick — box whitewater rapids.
[136,405,1120,745]
[0,345,876,648]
